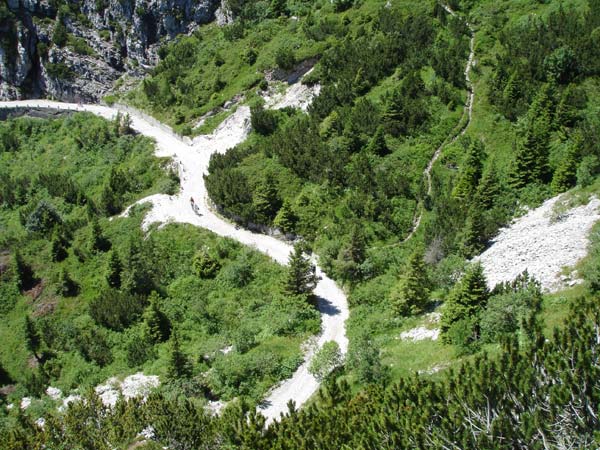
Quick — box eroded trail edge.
[0,82,348,425]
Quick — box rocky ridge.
[0,0,224,101]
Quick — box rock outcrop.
[0,0,219,102]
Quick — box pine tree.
[365,126,390,157]
[452,140,484,201]
[143,293,171,344]
[284,242,318,300]
[12,251,34,291]
[106,251,122,289]
[461,206,486,258]
[192,248,221,279]
[167,330,191,379]
[24,316,41,362]
[551,141,578,194]
[57,268,79,297]
[389,248,430,316]
[273,200,297,234]
[50,228,69,262]
[474,163,500,209]
[89,218,110,253]
[252,176,281,224]
[441,262,489,341]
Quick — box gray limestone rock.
[0,0,220,101]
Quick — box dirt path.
[401,4,475,243]
[0,80,346,425]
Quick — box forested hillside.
[0,114,319,435]
[198,0,600,379]
[2,0,600,447]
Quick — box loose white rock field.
[476,195,600,292]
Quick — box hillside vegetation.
[2,0,600,447]
[0,114,319,423]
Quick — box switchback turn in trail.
[0,80,348,425]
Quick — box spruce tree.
[501,72,519,120]
[352,67,370,96]
[89,218,110,253]
[105,251,122,289]
[441,262,489,341]
[510,86,553,188]
[167,330,191,379]
[122,238,153,294]
[337,224,367,283]
[192,248,221,279]
[24,316,41,362]
[252,176,281,224]
[474,163,500,209]
[0,361,11,385]
[555,85,579,128]
[452,140,484,201]
[12,251,35,291]
[551,142,578,194]
[273,200,297,234]
[284,242,318,300]
[99,183,120,216]
[52,17,68,47]
[57,268,79,297]
[365,126,390,157]
[270,0,287,17]
[461,206,486,259]
[389,248,430,316]
[50,228,69,262]
[143,293,171,344]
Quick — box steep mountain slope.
[0,0,221,101]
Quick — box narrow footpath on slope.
[0,78,347,425]
[401,4,476,243]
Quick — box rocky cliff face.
[0,0,220,102]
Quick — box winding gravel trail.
[401,4,475,243]
[0,84,348,424]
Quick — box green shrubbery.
[0,114,317,418]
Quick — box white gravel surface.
[59,394,82,412]
[0,78,348,424]
[95,373,160,407]
[263,81,321,112]
[476,195,600,292]
[46,386,63,400]
[20,397,31,410]
[400,327,440,342]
